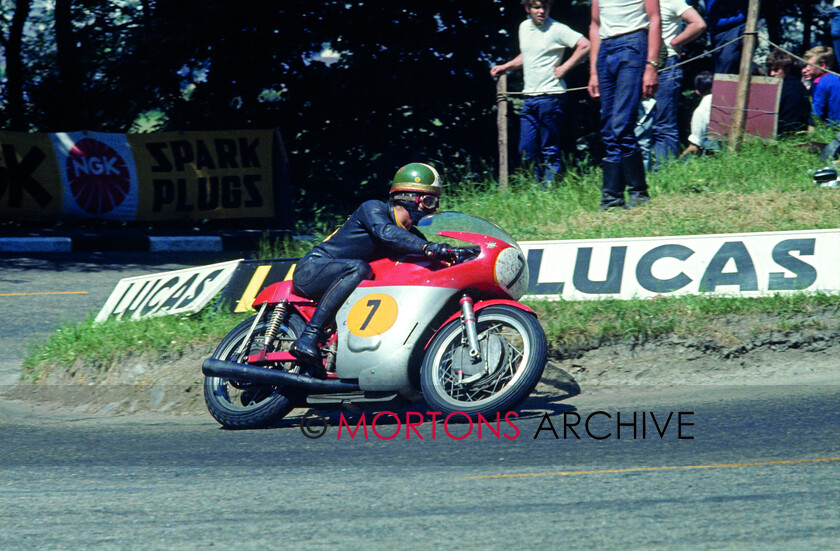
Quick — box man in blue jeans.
[588,0,662,210]
[491,0,590,187]
[644,0,705,170]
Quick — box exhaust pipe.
[202,358,361,393]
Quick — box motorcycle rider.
[289,162,454,367]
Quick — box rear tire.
[420,305,547,417]
[203,311,305,429]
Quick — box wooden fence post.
[728,0,760,152]
[496,74,509,190]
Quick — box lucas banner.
[520,228,840,300]
[0,129,286,222]
[96,227,840,323]
[96,260,242,322]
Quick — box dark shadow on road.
[0,251,244,275]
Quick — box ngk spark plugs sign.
[520,229,840,300]
[50,132,139,220]
[129,129,275,220]
[0,129,282,222]
[0,131,63,219]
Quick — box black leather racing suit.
[292,200,429,329]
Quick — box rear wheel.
[420,305,547,417]
[203,311,305,429]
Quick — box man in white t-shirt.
[645,0,705,169]
[491,0,590,187]
[588,0,662,210]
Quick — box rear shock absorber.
[460,294,482,361]
[262,299,288,351]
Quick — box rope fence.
[495,33,840,102]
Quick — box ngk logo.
[65,138,131,214]
[69,155,122,177]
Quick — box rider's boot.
[290,260,372,371]
[290,274,354,367]
[290,323,323,366]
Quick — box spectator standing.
[588,0,662,210]
[765,50,809,135]
[802,46,840,127]
[705,0,748,74]
[645,0,706,169]
[831,0,840,63]
[490,0,590,187]
[681,71,718,156]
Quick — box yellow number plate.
[347,293,399,337]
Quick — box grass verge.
[527,292,840,352]
[447,135,840,240]
[21,310,247,384]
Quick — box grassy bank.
[528,292,840,351]
[446,136,840,240]
[22,293,840,383]
[20,133,840,381]
[21,310,245,383]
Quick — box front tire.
[203,312,305,429]
[420,305,547,417]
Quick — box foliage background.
[0,0,834,217]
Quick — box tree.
[0,0,831,215]
[3,0,32,130]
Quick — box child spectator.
[802,46,840,127]
[681,71,718,156]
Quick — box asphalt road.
[0,251,242,385]
[0,252,838,549]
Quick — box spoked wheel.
[420,305,547,417]
[203,311,306,429]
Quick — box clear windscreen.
[416,212,520,251]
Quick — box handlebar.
[445,245,481,264]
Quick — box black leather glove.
[423,242,454,260]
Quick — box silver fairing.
[334,285,457,391]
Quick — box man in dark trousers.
[705,0,749,74]
[491,0,590,187]
[289,163,453,366]
[588,0,662,210]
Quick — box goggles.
[413,194,440,211]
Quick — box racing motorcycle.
[202,212,547,429]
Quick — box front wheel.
[203,311,305,429]
[420,305,547,417]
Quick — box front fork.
[460,294,482,361]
